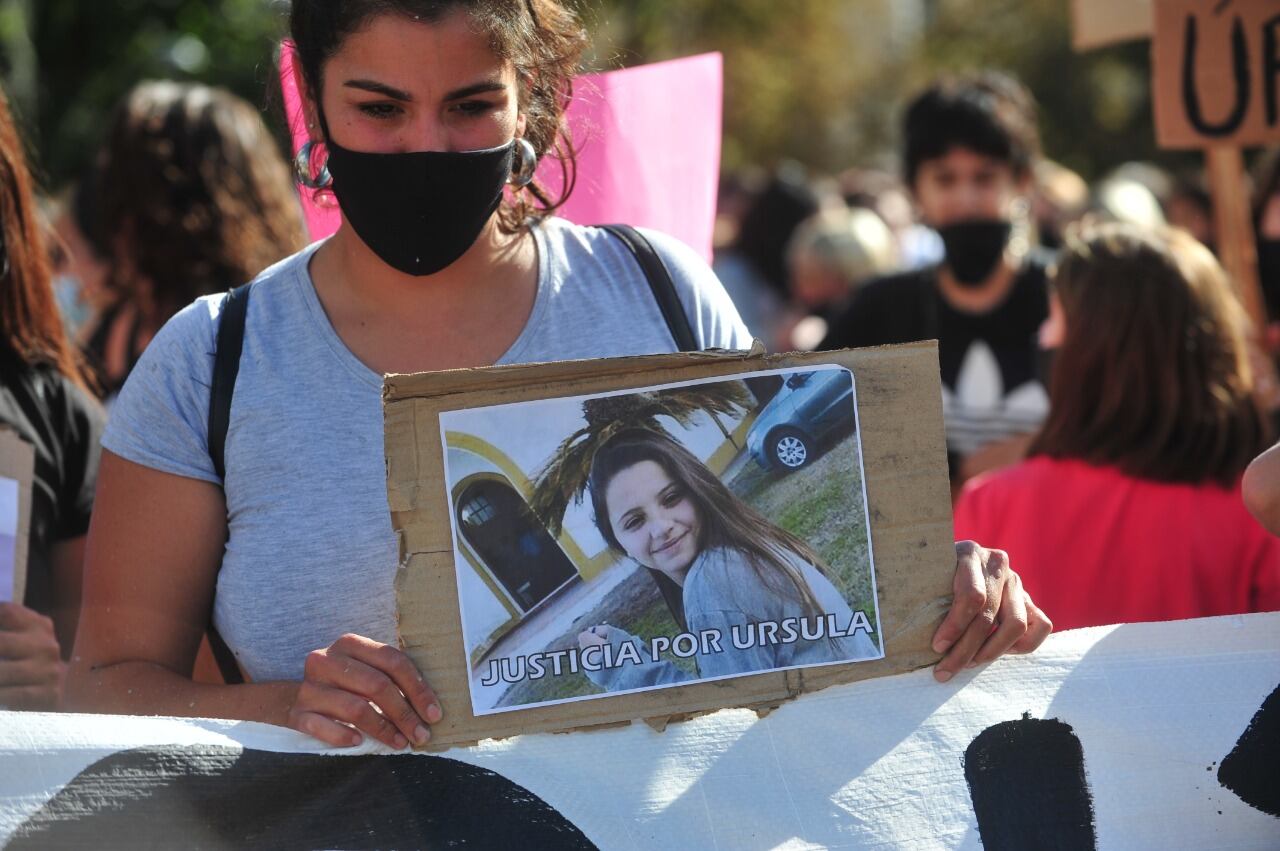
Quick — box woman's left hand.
[930,541,1052,683]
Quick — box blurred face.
[52,212,112,307]
[606,460,703,581]
[305,9,525,154]
[912,147,1026,228]
[790,252,847,309]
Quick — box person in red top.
[955,223,1280,630]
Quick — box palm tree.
[530,381,753,537]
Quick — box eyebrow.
[343,79,413,101]
[444,80,508,101]
[342,79,508,102]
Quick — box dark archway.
[457,478,578,613]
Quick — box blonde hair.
[787,208,897,293]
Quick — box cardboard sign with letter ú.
[1153,0,1280,149]
[384,342,955,747]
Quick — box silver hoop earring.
[294,141,333,190]
[1008,196,1032,259]
[508,138,537,188]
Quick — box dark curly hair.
[97,81,307,322]
[289,0,588,232]
[902,70,1041,188]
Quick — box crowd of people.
[0,0,1275,755]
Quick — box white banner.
[2,613,1278,848]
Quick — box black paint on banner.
[1218,683,1280,819]
[9,745,597,850]
[963,714,1097,851]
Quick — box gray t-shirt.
[102,218,752,682]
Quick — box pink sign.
[279,45,722,259]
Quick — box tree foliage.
[1,0,1186,188]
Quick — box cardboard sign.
[3,613,1278,848]
[279,47,722,260]
[385,342,955,746]
[0,429,35,603]
[1153,0,1280,149]
[1071,0,1153,51]
[438,365,883,716]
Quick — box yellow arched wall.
[446,431,613,581]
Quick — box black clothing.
[0,350,103,614]
[819,257,1051,473]
[82,300,144,401]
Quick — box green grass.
[728,430,877,631]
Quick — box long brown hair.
[289,0,588,232]
[1030,223,1270,485]
[0,87,90,389]
[97,81,307,324]
[588,428,831,631]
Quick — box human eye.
[623,514,643,532]
[450,99,497,118]
[661,486,686,507]
[357,101,403,121]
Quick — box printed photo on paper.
[0,476,18,602]
[439,366,883,715]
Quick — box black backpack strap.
[205,283,251,685]
[209,283,251,481]
[601,224,698,352]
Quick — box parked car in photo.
[746,370,855,472]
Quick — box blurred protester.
[839,167,941,270]
[1245,442,1280,538]
[1091,177,1165,230]
[712,169,763,252]
[713,163,823,351]
[0,86,104,709]
[1167,173,1215,252]
[48,169,117,346]
[956,224,1280,630]
[1031,160,1088,251]
[90,81,307,401]
[820,71,1049,488]
[1252,150,1280,326]
[1106,161,1174,210]
[784,207,897,350]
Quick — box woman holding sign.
[69,0,1050,748]
[0,88,104,711]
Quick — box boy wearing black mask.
[820,71,1049,488]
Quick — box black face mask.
[325,138,515,277]
[937,219,1012,287]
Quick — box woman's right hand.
[0,602,65,710]
[287,633,442,749]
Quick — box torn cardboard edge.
[0,428,35,604]
[385,342,955,748]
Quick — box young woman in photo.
[69,0,1049,749]
[576,427,879,692]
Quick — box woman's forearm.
[65,659,298,727]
